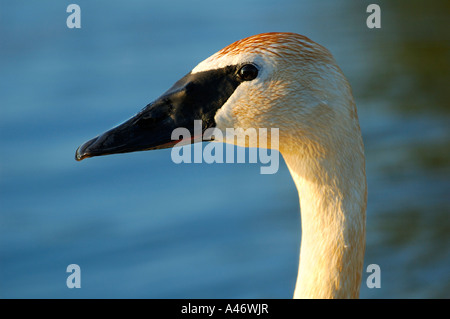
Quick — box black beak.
[75,65,243,161]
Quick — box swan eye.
[238,64,258,81]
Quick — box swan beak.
[75,106,182,162]
[75,66,242,161]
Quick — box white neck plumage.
[281,112,367,299]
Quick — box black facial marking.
[156,65,243,129]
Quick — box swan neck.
[283,137,367,299]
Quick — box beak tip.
[75,138,96,162]
[75,147,86,161]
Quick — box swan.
[75,32,367,299]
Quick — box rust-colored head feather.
[208,32,334,65]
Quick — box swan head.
[74,33,367,299]
[76,32,357,161]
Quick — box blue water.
[1,1,449,298]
